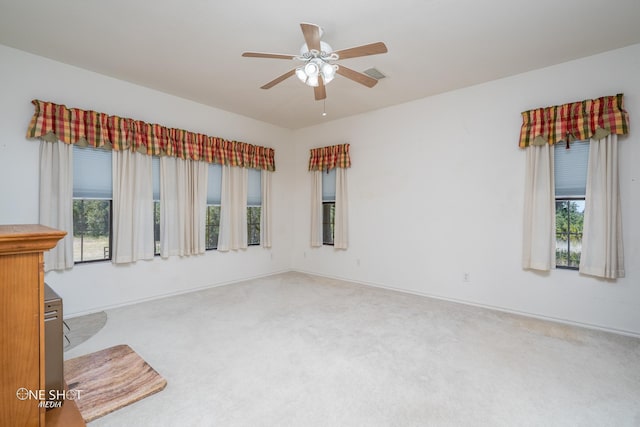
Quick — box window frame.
[321,168,336,246]
[247,205,261,246]
[153,200,161,256]
[205,204,221,250]
[247,168,261,247]
[322,201,335,246]
[72,198,113,264]
[555,196,585,270]
[72,145,113,264]
[152,156,161,256]
[554,141,588,270]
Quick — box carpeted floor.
[63,272,640,426]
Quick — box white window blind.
[207,163,222,204]
[554,141,589,197]
[322,168,336,202]
[247,168,261,206]
[73,145,112,199]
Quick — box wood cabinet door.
[0,252,43,427]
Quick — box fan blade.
[242,52,296,60]
[300,23,321,51]
[336,65,379,88]
[314,78,326,101]
[334,42,388,60]
[260,69,296,89]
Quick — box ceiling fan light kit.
[295,58,338,87]
[242,23,387,101]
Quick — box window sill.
[556,265,579,271]
[74,259,111,265]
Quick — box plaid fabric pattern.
[308,143,351,171]
[519,94,629,148]
[26,100,276,171]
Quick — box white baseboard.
[292,269,640,339]
[63,269,291,319]
[65,267,640,338]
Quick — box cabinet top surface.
[0,224,66,254]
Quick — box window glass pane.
[247,168,261,206]
[555,199,585,268]
[154,201,160,255]
[73,199,111,262]
[554,141,589,197]
[207,164,222,205]
[73,145,112,199]
[322,168,336,202]
[152,159,161,255]
[322,202,335,245]
[247,206,261,245]
[206,205,220,250]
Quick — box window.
[206,205,221,249]
[322,202,335,245]
[322,169,336,245]
[247,168,261,246]
[206,163,222,250]
[72,145,112,263]
[152,157,161,255]
[247,206,261,245]
[554,141,588,268]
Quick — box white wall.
[2,42,639,335]
[0,44,295,316]
[292,43,640,336]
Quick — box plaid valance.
[308,143,351,171]
[26,100,276,171]
[518,94,629,148]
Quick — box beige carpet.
[63,272,640,426]
[64,344,167,422]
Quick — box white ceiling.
[1,0,640,129]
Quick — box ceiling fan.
[242,23,388,101]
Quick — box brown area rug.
[64,344,167,422]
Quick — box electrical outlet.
[463,272,471,282]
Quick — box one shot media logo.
[16,388,83,408]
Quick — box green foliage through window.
[154,201,160,255]
[206,205,221,250]
[323,202,335,245]
[555,199,584,268]
[73,199,111,262]
[247,206,261,246]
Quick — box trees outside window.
[73,199,111,262]
[555,199,584,268]
[206,205,221,250]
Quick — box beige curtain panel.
[522,144,556,271]
[218,164,248,251]
[112,150,155,264]
[310,170,323,247]
[579,134,625,279]
[160,157,207,257]
[334,167,349,250]
[39,140,74,271]
[260,170,272,248]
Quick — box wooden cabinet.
[0,225,66,427]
